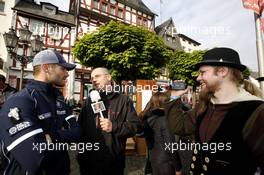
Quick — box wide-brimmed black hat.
[256,77,264,81]
[195,47,247,71]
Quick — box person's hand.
[176,171,182,175]
[45,134,52,143]
[99,118,112,133]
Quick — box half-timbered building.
[5,0,75,96]
[69,0,156,103]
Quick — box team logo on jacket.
[8,107,20,121]
[38,112,52,120]
[57,110,66,115]
[8,121,32,135]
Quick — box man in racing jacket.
[0,50,80,175]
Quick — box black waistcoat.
[190,100,263,175]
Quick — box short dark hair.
[0,74,6,83]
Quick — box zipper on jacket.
[2,140,10,175]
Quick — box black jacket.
[143,108,182,175]
[0,80,80,175]
[0,84,17,109]
[77,92,142,174]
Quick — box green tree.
[73,20,172,82]
[167,50,205,86]
[243,67,251,79]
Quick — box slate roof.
[13,0,75,26]
[117,0,156,16]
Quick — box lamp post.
[3,25,44,90]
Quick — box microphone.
[90,90,106,118]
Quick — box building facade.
[178,33,200,52]
[1,0,75,96]
[70,0,156,103]
[0,0,156,103]
[1,0,200,104]
[0,0,19,76]
[154,17,201,85]
[155,17,182,84]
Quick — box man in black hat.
[167,47,264,175]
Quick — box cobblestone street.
[125,154,145,175]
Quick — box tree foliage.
[167,50,206,86]
[73,20,172,82]
[243,67,251,79]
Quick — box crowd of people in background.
[0,47,263,175]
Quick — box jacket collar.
[211,87,263,104]
[26,79,55,94]
[99,91,119,100]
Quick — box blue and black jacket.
[0,79,80,175]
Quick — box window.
[143,19,148,27]
[48,24,61,40]
[172,27,177,36]
[118,8,123,18]
[110,6,115,15]
[0,1,5,13]
[102,3,107,12]
[137,17,142,25]
[165,27,171,35]
[31,20,44,35]
[93,0,99,9]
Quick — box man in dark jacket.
[77,67,142,175]
[0,49,80,175]
[167,48,264,175]
[0,74,17,174]
[0,74,17,109]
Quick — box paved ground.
[69,151,146,175]
[125,154,145,175]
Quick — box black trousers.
[79,159,124,175]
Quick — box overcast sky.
[37,0,261,71]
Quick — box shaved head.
[91,67,112,91]
[91,67,110,75]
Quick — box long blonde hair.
[229,68,262,97]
